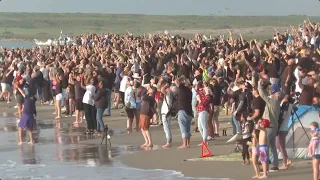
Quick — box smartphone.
[301,77,308,85]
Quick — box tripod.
[290,105,310,156]
[100,125,112,147]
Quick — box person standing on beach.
[102,66,115,116]
[0,64,14,104]
[195,81,212,145]
[94,80,107,136]
[161,81,173,148]
[308,122,320,180]
[113,61,124,109]
[14,69,24,120]
[258,80,281,172]
[82,77,97,135]
[16,82,36,145]
[124,78,136,133]
[73,74,85,124]
[176,77,193,149]
[208,78,222,139]
[54,73,64,119]
[139,92,155,147]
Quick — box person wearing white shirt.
[132,80,145,132]
[124,79,136,133]
[82,78,97,135]
[160,84,173,148]
[120,73,130,107]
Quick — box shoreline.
[0,39,33,42]
[0,102,314,180]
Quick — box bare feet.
[140,143,147,148]
[72,121,79,124]
[147,144,153,147]
[28,141,34,145]
[162,143,172,148]
[18,142,22,145]
[244,160,250,165]
[258,175,267,179]
[279,165,288,170]
[287,160,292,166]
[55,116,61,119]
[252,175,259,179]
[198,142,208,146]
[177,145,188,149]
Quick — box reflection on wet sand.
[19,145,37,165]
[0,117,149,168]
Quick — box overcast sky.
[0,0,319,16]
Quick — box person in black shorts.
[73,74,84,124]
[68,71,76,117]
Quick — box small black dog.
[100,125,111,147]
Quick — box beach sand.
[0,102,313,180]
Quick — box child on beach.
[16,82,36,145]
[251,129,260,178]
[255,119,270,179]
[308,121,320,180]
[241,117,252,165]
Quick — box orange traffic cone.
[201,141,212,158]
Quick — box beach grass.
[0,12,319,40]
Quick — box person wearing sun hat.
[258,79,281,172]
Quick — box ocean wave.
[0,160,232,180]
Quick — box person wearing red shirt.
[14,69,25,120]
[196,81,212,145]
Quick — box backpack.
[164,91,179,117]
[247,120,255,134]
[170,91,179,117]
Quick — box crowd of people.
[0,18,320,179]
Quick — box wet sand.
[0,102,313,180]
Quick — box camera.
[100,125,111,147]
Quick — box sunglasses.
[311,128,320,133]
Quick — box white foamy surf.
[0,160,232,180]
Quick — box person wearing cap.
[258,79,281,172]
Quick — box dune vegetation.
[0,12,319,40]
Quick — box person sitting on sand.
[16,82,36,145]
